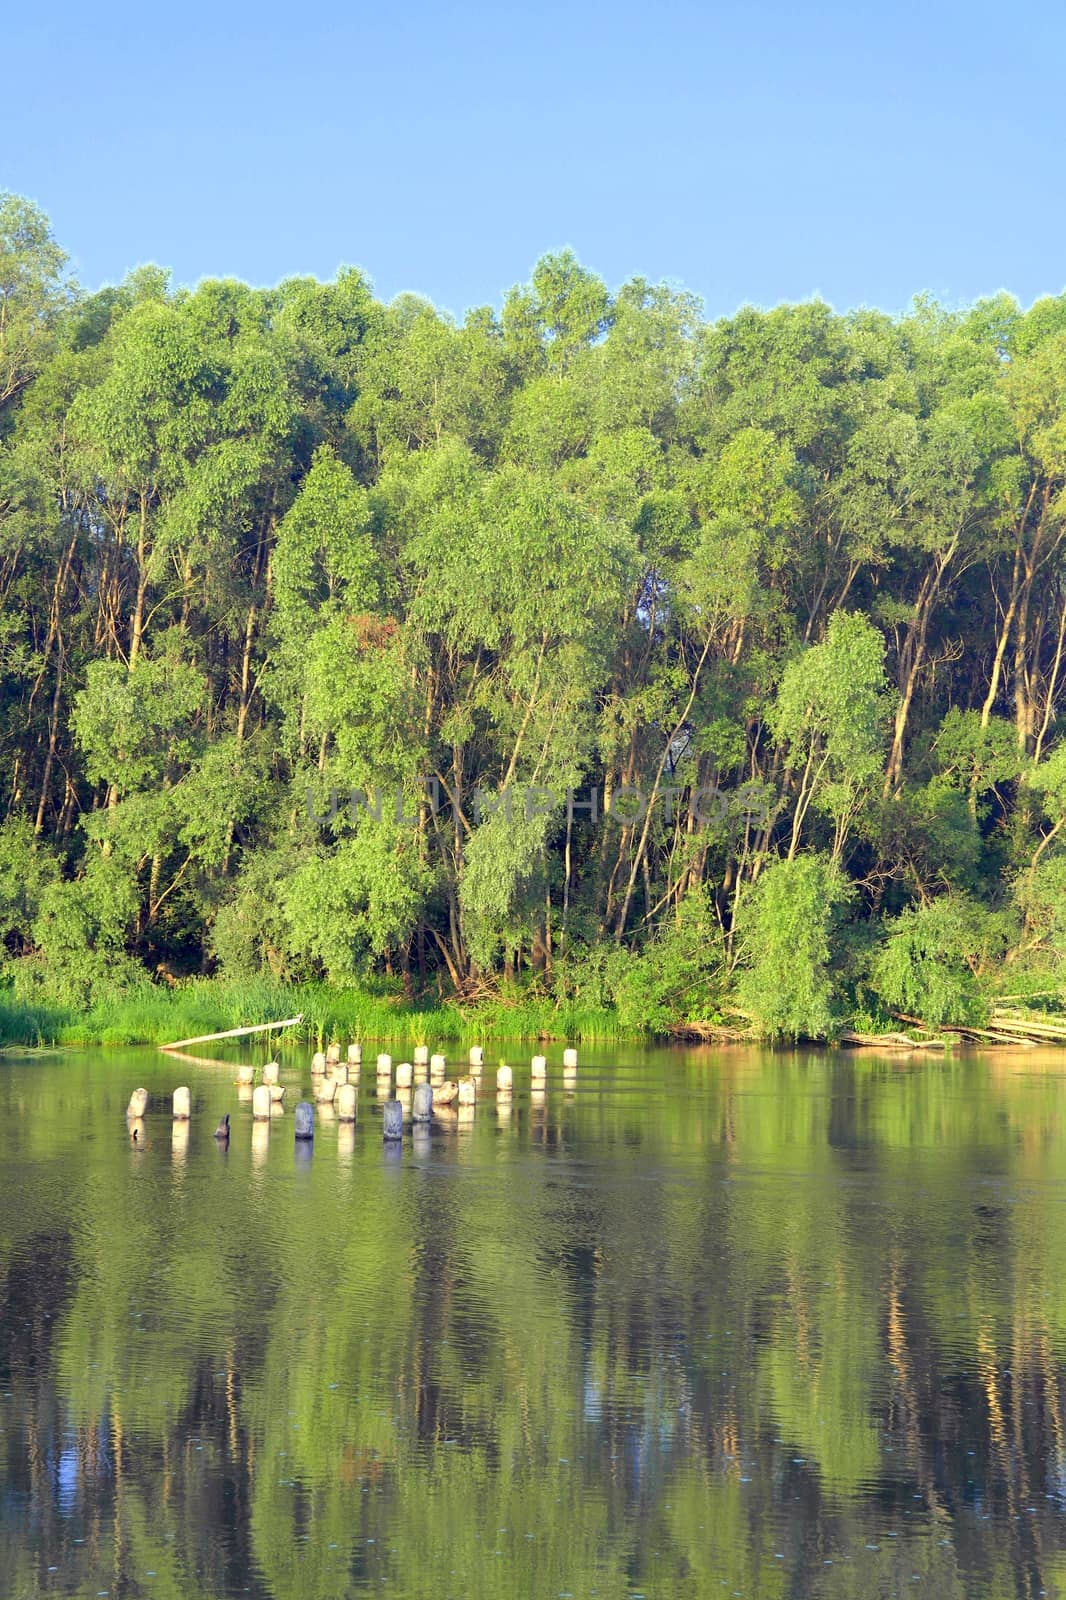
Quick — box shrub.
[733,854,851,1040]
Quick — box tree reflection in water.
[0,1044,1064,1598]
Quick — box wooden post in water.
[413,1082,433,1121]
[262,1061,280,1085]
[496,1065,513,1096]
[336,1083,357,1121]
[469,1045,484,1069]
[531,1054,547,1081]
[127,1088,148,1118]
[383,1099,403,1140]
[563,1048,578,1069]
[347,1042,362,1066]
[172,1086,191,1120]
[252,1085,271,1120]
[294,1101,314,1140]
[396,1061,413,1088]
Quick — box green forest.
[5,190,1066,1043]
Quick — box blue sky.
[6,0,1064,320]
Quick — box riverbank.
[0,977,635,1049]
[5,975,1063,1052]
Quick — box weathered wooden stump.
[414,1044,429,1066]
[430,1052,446,1076]
[563,1048,578,1069]
[252,1084,272,1120]
[435,1079,458,1107]
[496,1064,513,1096]
[330,1062,349,1085]
[314,1075,336,1103]
[262,1061,280,1085]
[311,1050,327,1074]
[376,1052,392,1075]
[469,1045,484,1068]
[347,1042,362,1065]
[269,1084,285,1103]
[383,1098,403,1140]
[336,1083,357,1121]
[396,1061,413,1088]
[326,1042,341,1065]
[294,1101,314,1140]
[127,1087,149,1119]
[412,1082,433,1121]
[172,1085,191,1120]
[236,1064,255,1087]
[458,1076,476,1106]
[531,1054,547,1080]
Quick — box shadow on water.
[1,1042,1066,1597]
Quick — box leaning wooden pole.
[159,1014,303,1052]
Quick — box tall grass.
[0,992,69,1047]
[0,977,632,1049]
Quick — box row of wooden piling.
[127,1043,578,1143]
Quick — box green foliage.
[0,816,59,957]
[7,196,1066,1037]
[273,444,378,633]
[733,855,852,1040]
[459,812,552,968]
[18,852,141,1008]
[870,893,997,1026]
[608,887,727,1032]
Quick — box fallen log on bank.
[839,1029,947,1050]
[888,1010,1062,1047]
[987,1012,1066,1041]
[159,1014,303,1052]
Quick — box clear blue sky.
[6,0,1064,320]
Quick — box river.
[1,1042,1064,1598]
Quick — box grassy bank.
[0,977,634,1049]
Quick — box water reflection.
[1,1046,1066,1597]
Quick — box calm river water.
[2,1043,1066,1598]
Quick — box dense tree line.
[4,191,1066,1033]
